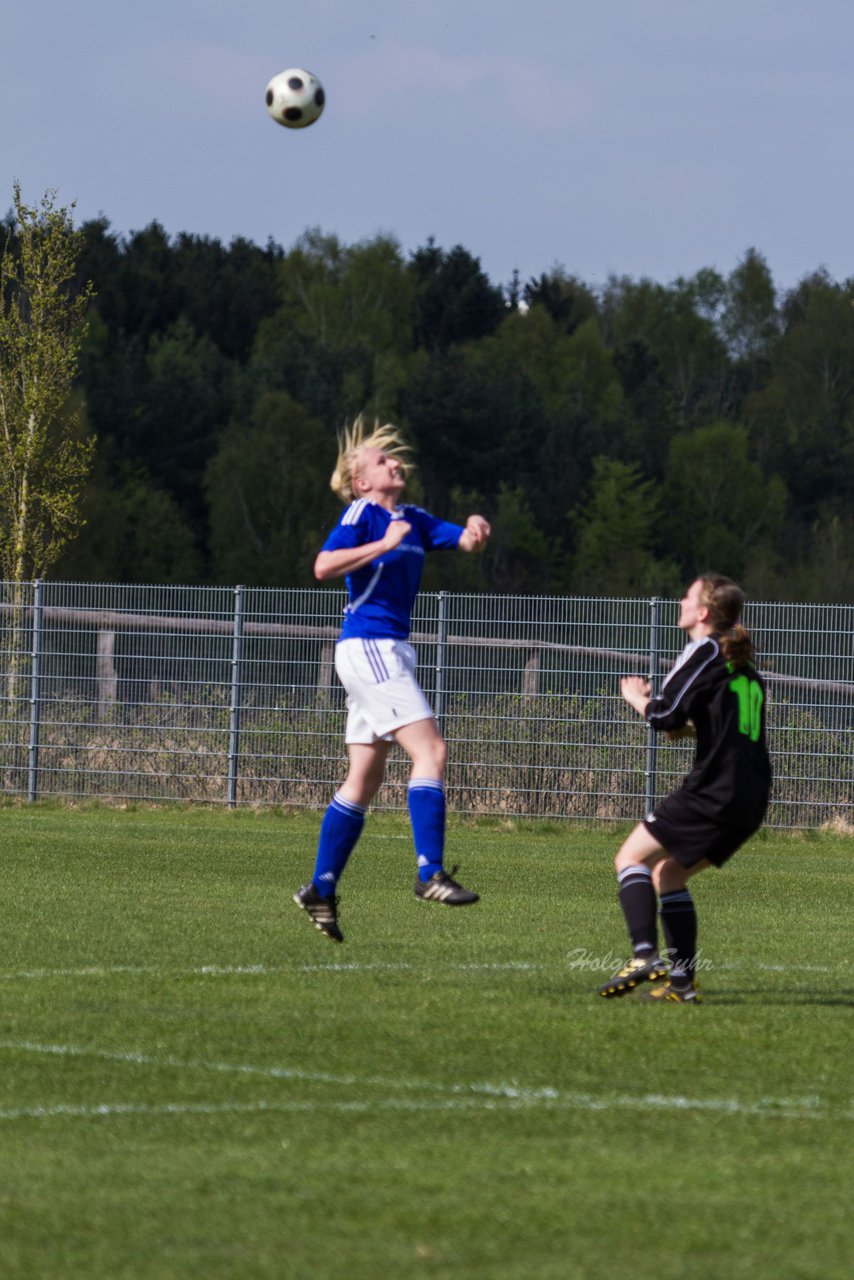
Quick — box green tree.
[502,310,632,533]
[523,269,598,335]
[481,483,563,593]
[55,453,201,584]
[661,421,787,581]
[792,503,854,602]
[404,479,561,594]
[721,248,779,363]
[205,392,332,586]
[0,184,94,584]
[611,338,678,478]
[747,273,854,516]
[409,239,506,352]
[601,271,736,427]
[400,343,542,515]
[571,456,678,595]
[137,317,233,529]
[252,230,416,425]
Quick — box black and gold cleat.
[638,979,701,1004]
[598,954,669,998]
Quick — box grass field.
[0,805,851,1279]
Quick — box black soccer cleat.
[598,954,669,998]
[293,883,344,942]
[414,866,479,906]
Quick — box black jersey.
[645,636,771,827]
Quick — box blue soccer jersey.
[322,500,464,639]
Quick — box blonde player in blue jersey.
[294,416,491,942]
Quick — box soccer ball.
[265,68,325,129]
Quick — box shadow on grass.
[701,989,854,1007]
[558,980,854,1008]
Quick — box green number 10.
[728,674,764,742]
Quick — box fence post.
[27,579,44,803]
[227,584,245,809]
[315,642,335,705]
[644,596,661,815]
[434,591,448,731]
[522,650,540,696]
[97,629,118,717]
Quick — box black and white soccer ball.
[265,68,325,129]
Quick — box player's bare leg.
[339,741,393,808]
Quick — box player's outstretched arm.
[457,515,491,553]
[314,519,411,580]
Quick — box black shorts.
[643,790,762,868]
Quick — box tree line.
[6,202,854,600]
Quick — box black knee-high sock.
[617,865,658,955]
[659,889,697,983]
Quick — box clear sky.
[4,0,853,292]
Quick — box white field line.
[0,1039,561,1099]
[0,960,834,981]
[0,1038,849,1123]
[1,1096,849,1122]
[0,1098,546,1121]
[0,961,542,981]
[0,1095,550,1116]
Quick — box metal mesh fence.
[1,580,851,826]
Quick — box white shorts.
[334,638,435,744]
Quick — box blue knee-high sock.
[408,778,445,881]
[312,793,366,897]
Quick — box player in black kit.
[598,574,771,1003]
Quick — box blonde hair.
[699,573,755,668]
[330,414,413,504]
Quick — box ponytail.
[718,623,755,669]
[699,574,756,668]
